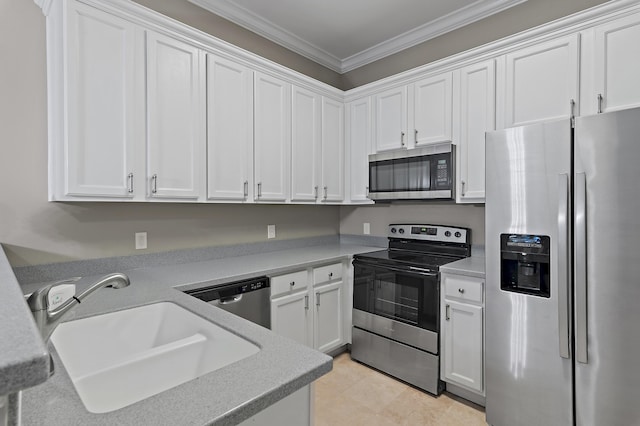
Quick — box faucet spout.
[27,272,131,344]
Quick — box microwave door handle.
[575,172,588,364]
[557,173,571,359]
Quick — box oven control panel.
[388,224,469,244]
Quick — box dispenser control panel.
[500,234,551,297]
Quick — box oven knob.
[444,231,451,237]
[398,228,405,234]
[391,227,397,234]
[455,231,462,238]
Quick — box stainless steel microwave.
[368,144,454,201]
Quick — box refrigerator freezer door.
[485,120,573,426]
[574,107,640,426]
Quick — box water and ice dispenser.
[500,234,550,298]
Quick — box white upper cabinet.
[346,97,373,203]
[497,34,580,129]
[454,60,496,203]
[63,3,140,198]
[146,31,205,199]
[254,72,291,202]
[206,55,254,201]
[410,72,453,146]
[588,12,640,114]
[291,86,321,202]
[321,97,345,202]
[374,86,408,152]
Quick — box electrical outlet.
[363,223,371,235]
[135,232,147,250]
[267,225,276,239]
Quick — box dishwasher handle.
[218,294,243,305]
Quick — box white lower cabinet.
[313,281,343,353]
[440,272,485,396]
[238,385,312,426]
[271,263,345,353]
[271,290,312,347]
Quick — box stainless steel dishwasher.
[184,276,270,329]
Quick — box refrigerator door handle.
[557,173,571,359]
[575,172,588,364]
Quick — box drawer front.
[444,275,483,303]
[271,270,309,296]
[313,263,343,284]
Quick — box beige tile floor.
[314,352,487,426]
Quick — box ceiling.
[188,0,527,73]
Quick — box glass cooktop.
[353,249,463,270]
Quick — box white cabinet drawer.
[271,270,308,297]
[313,263,342,284]
[444,274,483,303]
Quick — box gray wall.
[340,204,485,247]
[133,0,343,88]
[0,0,339,268]
[341,0,609,89]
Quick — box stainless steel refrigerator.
[485,107,640,426]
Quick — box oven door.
[352,260,440,354]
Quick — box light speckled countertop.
[12,243,379,425]
[440,256,486,278]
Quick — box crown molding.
[341,0,527,73]
[188,0,343,72]
[189,0,527,73]
[33,0,54,16]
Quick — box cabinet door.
[254,72,291,202]
[65,3,138,198]
[497,34,579,129]
[593,12,640,113]
[271,291,311,347]
[314,281,343,353]
[455,60,495,203]
[411,72,452,146]
[374,86,407,152]
[291,86,321,202]
[442,300,483,393]
[147,32,205,199]
[206,55,253,201]
[321,97,345,202]
[347,97,373,203]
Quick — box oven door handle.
[353,260,438,277]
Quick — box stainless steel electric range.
[351,224,471,395]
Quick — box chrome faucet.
[27,272,130,344]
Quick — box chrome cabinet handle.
[570,99,576,127]
[243,181,248,197]
[257,182,262,198]
[151,174,157,194]
[323,186,328,200]
[316,292,320,307]
[575,172,588,363]
[458,288,465,294]
[461,180,466,196]
[304,295,309,310]
[289,281,295,288]
[400,131,405,146]
[414,129,418,143]
[127,173,134,194]
[558,173,571,359]
[328,272,333,280]
[314,186,318,200]
[597,93,603,114]
[445,304,450,321]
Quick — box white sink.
[50,302,260,413]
